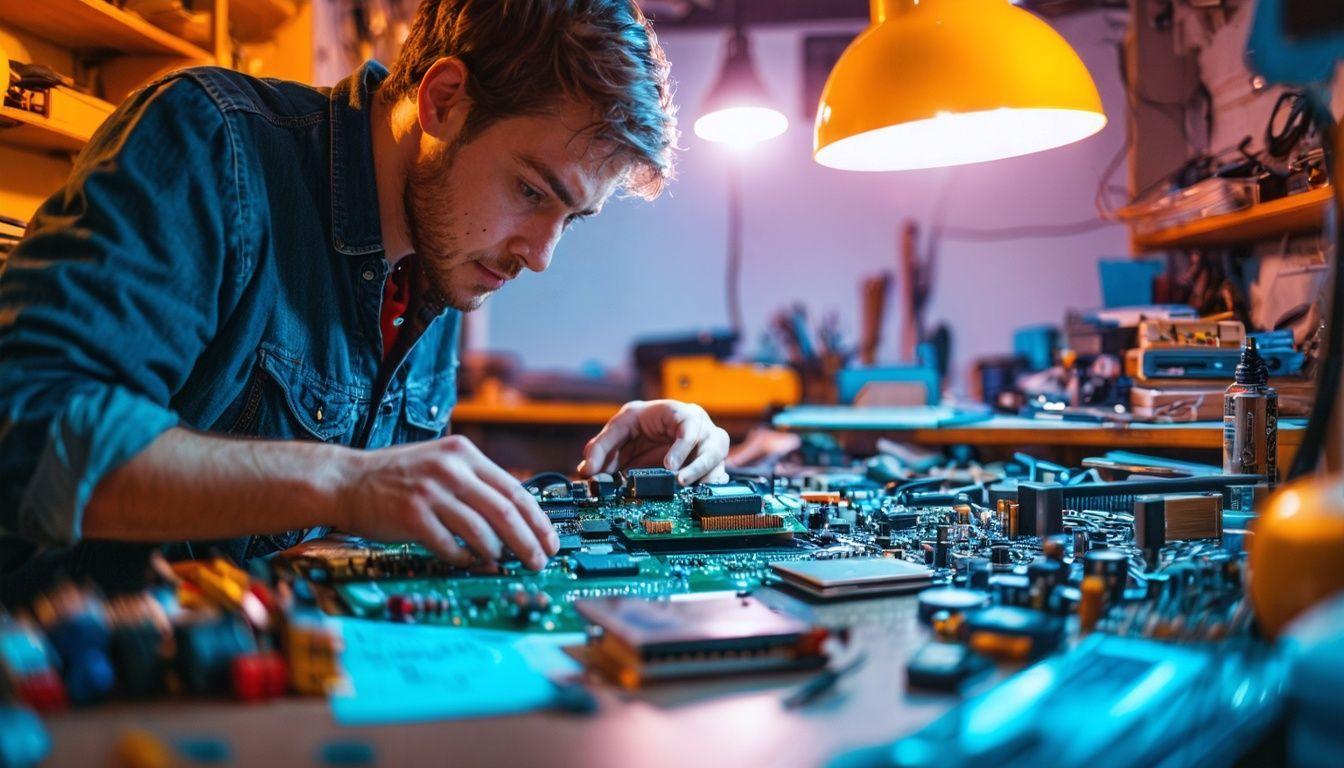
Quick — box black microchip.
[546,508,579,523]
[573,553,639,578]
[691,484,763,517]
[580,519,613,539]
[624,468,677,499]
[557,535,583,554]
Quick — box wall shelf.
[1132,185,1334,252]
[0,0,212,61]
[230,0,300,43]
[0,106,91,154]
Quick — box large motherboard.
[282,462,1258,646]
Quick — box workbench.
[45,590,950,768]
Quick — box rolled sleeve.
[0,75,243,546]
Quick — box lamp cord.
[727,161,744,334]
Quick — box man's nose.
[509,220,561,273]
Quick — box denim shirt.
[0,62,461,591]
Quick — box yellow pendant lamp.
[814,0,1107,171]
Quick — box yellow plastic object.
[814,0,1106,171]
[1249,478,1344,637]
[661,355,801,414]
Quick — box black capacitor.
[1072,529,1089,559]
[933,525,952,568]
[990,544,1013,570]
[966,558,992,590]
[1083,549,1129,605]
[1026,558,1065,610]
[1145,572,1172,600]
[916,587,990,624]
[989,574,1032,607]
[807,507,828,530]
[1049,584,1081,615]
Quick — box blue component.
[0,706,49,768]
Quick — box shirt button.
[361,269,376,281]
[392,316,404,327]
[429,405,439,418]
[315,406,324,422]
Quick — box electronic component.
[572,553,639,578]
[905,642,992,692]
[579,519,613,539]
[960,606,1063,661]
[770,558,934,600]
[1133,492,1223,559]
[575,595,828,687]
[691,484,763,517]
[916,588,989,624]
[1015,474,1260,529]
[623,468,677,499]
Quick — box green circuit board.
[331,548,817,633]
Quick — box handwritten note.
[329,618,582,725]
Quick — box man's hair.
[383,0,678,199]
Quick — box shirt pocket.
[397,369,457,442]
[229,346,363,443]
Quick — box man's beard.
[403,139,515,313]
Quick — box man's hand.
[577,400,730,485]
[336,435,558,570]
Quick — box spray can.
[1223,338,1278,487]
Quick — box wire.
[726,162,743,334]
[521,472,572,492]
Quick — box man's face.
[403,102,623,312]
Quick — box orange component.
[661,355,801,414]
[642,519,673,535]
[802,492,843,505]
[1078,575,1104,634]
[1249,480,1344,637]
[967,631,1032,661]
[699,514,784,531]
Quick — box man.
[0,0,729,602]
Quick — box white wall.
[482,12,1134,392]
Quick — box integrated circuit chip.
[692,484,764,517]
[580,519,613,539]
[572,553,640,578]
[623,468,677,499]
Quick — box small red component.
[16,670,68,712]
[260,652,289,697]
[231,654,269,701]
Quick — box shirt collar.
[329,61,389,257]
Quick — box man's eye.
[519,180,544,204]
[563,214,580,230]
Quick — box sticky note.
[328,618,581,725]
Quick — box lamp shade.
[694,30,788,145]
[814,0,1107,171]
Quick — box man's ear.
[416,57,471,142]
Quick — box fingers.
[422,482,504,568]
[471,459,560,563]
[437,438,555,570]
[578,406,639,477]
[676,427,731,485]
[662,409,705,477]
[409,508,473,567]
